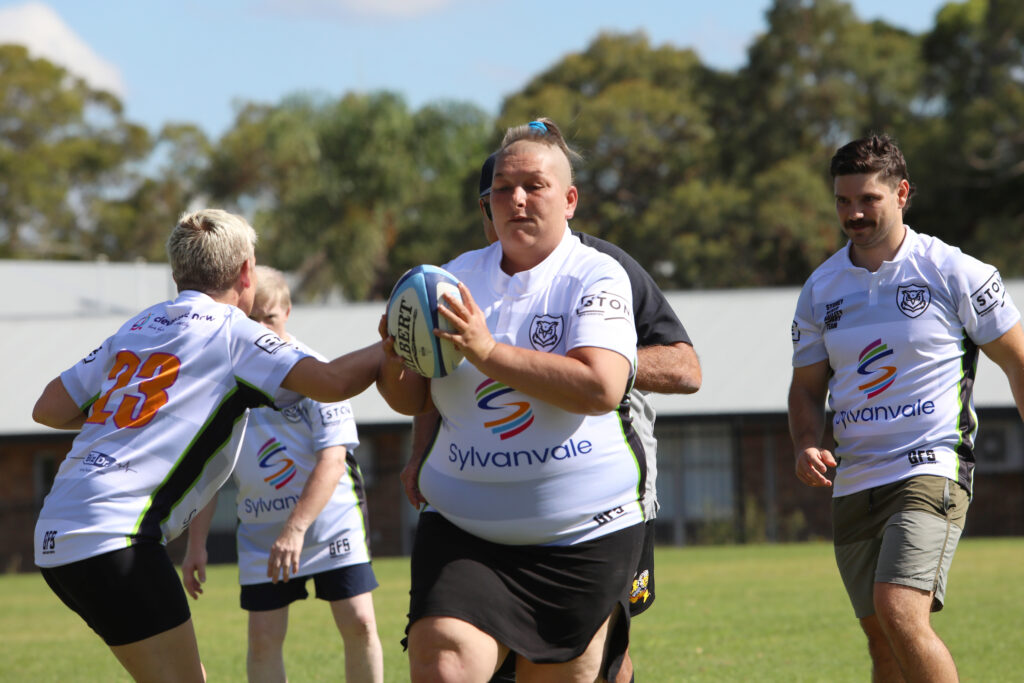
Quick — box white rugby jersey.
[35,290,310,567]
[233,338,369,585]
[419,227,644,546]
[792,227,1020,497]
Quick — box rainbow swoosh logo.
[258,437,296,489]
[857,339,897,398]
[476,378,534,440]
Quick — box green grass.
[2,539,1021,681]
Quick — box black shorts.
[39,541,190,647]
[628,520,657,617]
[408,512,643,672]
[240,562,378,611]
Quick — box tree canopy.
[2,0,1022,299]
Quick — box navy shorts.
[39,541,191,646]
[240,562,378,611]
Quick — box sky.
[0,0,952,139]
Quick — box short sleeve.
[792,282,828,368]
[228,316,312,405]
[566,261,638,373]
[60,338,114,410]
[310,399,360,453]
[951,259,1021,345]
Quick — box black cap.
[478,153,496,197]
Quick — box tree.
[914,0,1024,273]
[734,0,924,174]
[204,92,491,300]
[499,32,725,288]
[87,123,212,262]
[0,44,150,258]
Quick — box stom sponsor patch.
[319,404,349,426]
[575,291,632,321]
[972,271,1006,316]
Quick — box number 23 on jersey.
[85,351,181,428]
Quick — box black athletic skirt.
[407,512,644,672]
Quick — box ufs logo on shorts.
[258,437,297,489]
[476,378,534,440]
[897,284,931,318]
[529,314,563,351]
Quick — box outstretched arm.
[282,342,385,404]
[788,359,836,488]
[267,445,348,583]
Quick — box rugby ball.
[386,265,465,378]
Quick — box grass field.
[2,538,1021,681]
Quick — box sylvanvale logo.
[476,378,534,440]
[258,437,296,489]
[857,339,897,398]
[834,398,935,430]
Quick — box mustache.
[845,218,875,230]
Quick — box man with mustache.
[788,135,1024,682]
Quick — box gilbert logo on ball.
[386,265,465,378]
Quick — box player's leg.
[871,477,966,683]
[408,616,509,683]
[858,614,905,683]
[240,577,310,683]
[329,592,384,683]
[515,608,617,683]
[247,607,289,683]
[313,561,383,682]
[40,542,204,682]
[616,519,656,683]
[833,485,893,679]
[109,620,205,683]
[872,583,956,683]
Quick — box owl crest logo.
[529,314,563,351]
[897,284,931,318]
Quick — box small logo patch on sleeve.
[575,291,632,321]
[255,333,289,354]
[971,271,1006,317]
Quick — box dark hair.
[479,153,496,197]
[830,134,916,206]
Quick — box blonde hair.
[167,209,257,293]
[253,265,291,311]
[498,117,583,184]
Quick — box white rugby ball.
[386,265,465,378]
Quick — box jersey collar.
[490,225,574,297]
[842,225,918,271]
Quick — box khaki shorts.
[833,475,968,619]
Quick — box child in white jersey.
[182,266,383,683]
[32,210,386,683]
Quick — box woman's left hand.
[436,282,497,366]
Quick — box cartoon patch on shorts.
[630,569,651,605]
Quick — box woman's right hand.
[436,283,497,367]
